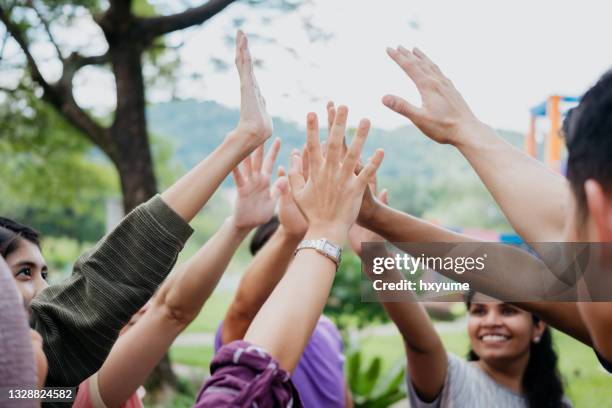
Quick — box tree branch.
[0,6,113,155]
[0,5,53,95]
[27,0,64,62]
[141,0,236,38]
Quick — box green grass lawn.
[170,289,611,407]
[183,290,234,334]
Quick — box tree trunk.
[110,40,158,211]
[110,35,179,393]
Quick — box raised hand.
[349,180,388,257]
[288,106,384,244]
[274,166,308,238]
[382,46,481,146]
[232,138,281,230]
[229,30,273,150]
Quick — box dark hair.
[249,216,280,256]
[563,69,612,218]
[465,291,565,408]
[0,217,41,258]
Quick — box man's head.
[564,69,612,242]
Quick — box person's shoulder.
[314,315,342,344]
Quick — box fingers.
[357,149,385,187]
[342,118,370,177]
[276,166,289,194]
[382,94,422,121]
[326,101,336,134]
[287,150,306,193]
[326,105,348,165]
[252,144,264,173]
[301,145,310,181]
[386,46,428,89]
[232,167,245,188]
[262,137,281,175]
[412,47,443,76]
[235,30,251,77]
[305,112,322,172]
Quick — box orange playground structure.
[525,95,580,172]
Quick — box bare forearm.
[160,217,249,323]
[161,135,251,222]
[97,218,248,407]
[363,205,566,302]
[455,121,568,242]
[362,203,473,244]
[243,227,341,371]
[515,302,592,346]
[361,251,447,400]
[223,227,302,343]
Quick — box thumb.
[382,94,421,121]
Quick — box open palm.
[233,138,281,229]
[233,30,273,148]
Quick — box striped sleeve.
[30,195,193,388]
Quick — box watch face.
[323,241,339,258]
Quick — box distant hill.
[147,99,524,231]
[148,99,523,176]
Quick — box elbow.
[155,297,198,329]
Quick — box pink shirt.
[73,373,144,408]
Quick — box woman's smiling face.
[467,294,544,364]
[5,238,49,305]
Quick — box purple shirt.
[196,340,301,407]
[215,316,346,407]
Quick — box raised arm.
[382,45,568,242]
[244,107,384,371]
[348,191,446,401]
[357,190,593,346]
[95,139,281,407]
[161,30,272,222]
[222,166,308,344]
[30,30,273,387]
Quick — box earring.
[533,336,541,344]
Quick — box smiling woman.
[0,218,49,305]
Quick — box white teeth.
[481,334,509,342]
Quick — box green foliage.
[0,87,116,241]
[325,252,389,330]
[346,344,406,408]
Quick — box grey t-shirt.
[407,353,571,408]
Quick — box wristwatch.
[295,238,342,269]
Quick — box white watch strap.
[295,238,342,269]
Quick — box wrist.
[277,225,305,245]
[226,216,253,238]
[305,223,348,246]
[358,200,384,229]
[451,118,491,150]
[223,130,257,158]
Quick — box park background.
[1,0,611,406]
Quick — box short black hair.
[0,217,41,258]
[564,69,612,216]
[249,216,280,256]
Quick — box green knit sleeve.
[30,195,193,387]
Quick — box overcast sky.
[7,0,612,133]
